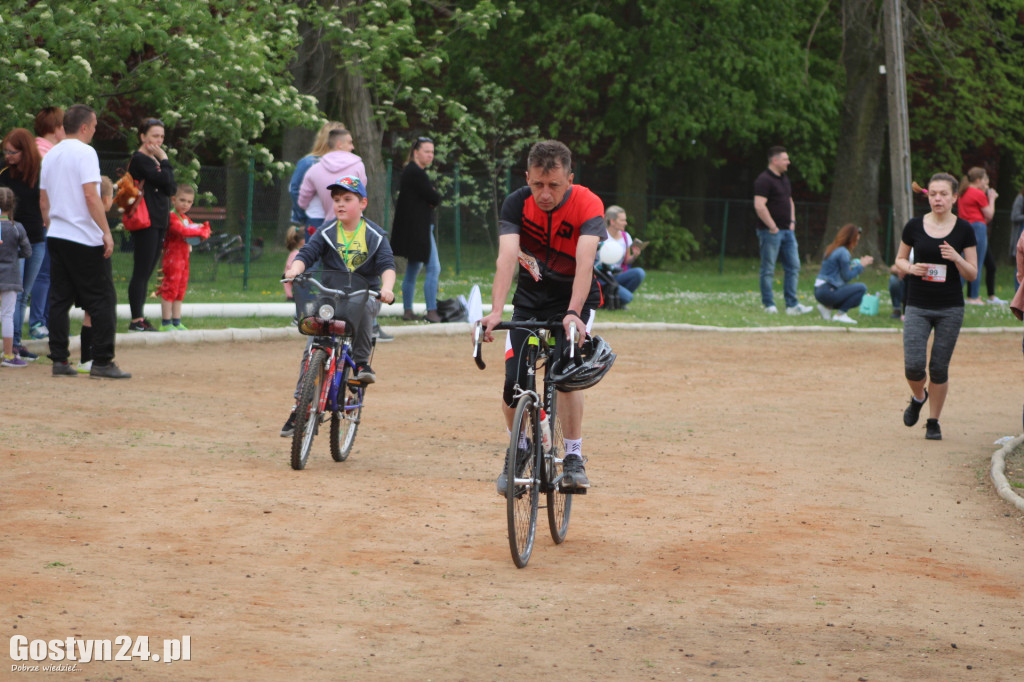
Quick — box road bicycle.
[473,319,581,568]
[285,272,378,470]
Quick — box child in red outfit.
[157,185,210,330]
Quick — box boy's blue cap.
[327,175,367,198]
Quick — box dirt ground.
[3,328,1024,681]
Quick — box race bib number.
[518,250,542,282]
[921,263,947,283]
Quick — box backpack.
[437,295,469,322]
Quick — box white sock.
[564,438,582,457]
[507,427,527,449]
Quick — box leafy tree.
[458,0,840,255]
[822,0,1024,258]
[285,0,516,227]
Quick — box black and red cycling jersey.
[498,184,606,310]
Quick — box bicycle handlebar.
[281,273,381,301]
[472,320,576,371]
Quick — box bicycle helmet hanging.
[547,335,616,391]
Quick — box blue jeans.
[889,274,907,312]
[13,241,47,345]
[402,229,440,311]
[966,221,986,299]
[614,267,645,305]
[28,242,50,330]
[814,282,866,312]
[757,229,800,308]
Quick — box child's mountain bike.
[286,273,379,470]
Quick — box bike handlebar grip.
[473,323,487,370]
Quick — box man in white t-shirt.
[39,104,131,379]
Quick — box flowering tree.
[0,1,320,183]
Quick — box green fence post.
[243,157,254,291]
[384,158,392,230]
[454,162,461,275]
[719,200,729,275]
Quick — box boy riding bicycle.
[480,140,606,493]
[282,175,395,436]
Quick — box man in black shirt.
[753,146,811,315]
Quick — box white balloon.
[599,239,626,266]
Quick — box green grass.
[103,248,1023,331]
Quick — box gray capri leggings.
[902,304,965,384]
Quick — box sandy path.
[3,330,1023,680]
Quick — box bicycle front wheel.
[291,348,328,470]
[507,394,540,568]
[545,389,573,544]
[330,363,362,462]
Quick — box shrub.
[640,200,701,268]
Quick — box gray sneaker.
[90,362,132,379]
[52,361,77,377]
[560,454,590,490]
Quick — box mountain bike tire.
[331,364,362,462]
[507,394,540,568]
[291,348,328,470]
[545,390,572,544]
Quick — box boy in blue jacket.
[282,175,395,435]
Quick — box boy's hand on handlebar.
[379,289,395,304]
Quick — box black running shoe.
[925,419,942,440]
[903,389,928,427]
[14,344,38,360]
[353,363,376,384]
[280,411,297,437]
[496,441,531,496]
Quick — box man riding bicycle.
[480,140,606,494]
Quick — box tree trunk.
[615,124,650,227]
[823,0,888,260]
[334,67,387,228]
[278,16,338,236]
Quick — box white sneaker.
[816,303,831,320]
[764,305,778,314]
[832,312,857,324]
[786,303,813,315]
[76,360,93,374]
[987,296,1006,305]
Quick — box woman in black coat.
[125,118,175,332]
[390,137,442,322]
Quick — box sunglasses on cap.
[327,175,367,198]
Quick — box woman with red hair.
[813,223,874,324]
[0,128,46,359]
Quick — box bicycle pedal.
[559,485,588,495]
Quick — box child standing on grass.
[0,187,32,367]
[156,185,211,331]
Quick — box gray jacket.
[0,219,31,292]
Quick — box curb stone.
[990,434,1024,513]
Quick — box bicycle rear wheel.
[507,394,540,568]
[545,389,572,544]
[291,348,328,470]
[331,363,362,462]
